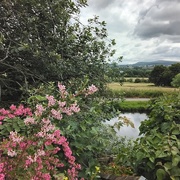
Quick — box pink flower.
[9,104,16,111]
[0,109,9,115]
[35,104,45,116]
[7,114,15,118]
[58,82,68,98]
[85,84,98,96]
[9,131,24,143]
[37,149,45,156]
[42,173,51,180]
[19,142,27,149]
[0,174,5,180]
[70,103,80,113]
[0,116,5,121]
[24,117,36,125]
[46,95,56,106]
[58,82,66,92]
[62,107,73,116]
[7,150,17,157]
[0,163,4,172]
[51,109,62,120]
[58,101,66,107]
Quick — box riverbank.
[110,100,150,113]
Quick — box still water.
[105,113,148,139]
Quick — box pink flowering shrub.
[0,83,98,179]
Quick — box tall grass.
[106,82,178,98]
[111,100,150,112]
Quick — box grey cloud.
[135,20,180,38]
[156,0,179,3]
[152,46,180,57]
[134,0,180,42]
[87,0,117,10]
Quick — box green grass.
[111,100,150,112]
[106,82,179,98]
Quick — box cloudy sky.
[80,0,180,64]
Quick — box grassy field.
[106,82,179,98]
[108,82,176,92]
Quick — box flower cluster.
[85,84,98,96]
[0,83,98,179]
[0,104,32,123]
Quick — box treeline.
[105,62,180,87]
[149,63,180,86]
[105,63,151,82]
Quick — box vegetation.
[149,63,180,86]
[106,82,177,98]
[0,0,116,103]
[0,0,180,179]
[117,101,149,112]
[105,62,151,83]
[171,73,180,88]
[132,93,180,180]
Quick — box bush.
[133,93,180,180]
[134,78,141,83]
[0,83,99,179]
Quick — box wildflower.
[95,166,100,173]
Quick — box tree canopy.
[0,0,116,102]
[171,73,180,87]
[149,63,180,86]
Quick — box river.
[105,113,148,139]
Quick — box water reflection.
[105,113,148,139]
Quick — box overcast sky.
[80,0,180,64]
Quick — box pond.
[105,113,148,139]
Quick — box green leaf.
[156,169,167,180]
[172,155,180,167]
[170,166,180,176]
[80,124,86,131]
[164,162,172,171]
[45,145,54,150]
[172,129,180,135]
[171,146,179,156]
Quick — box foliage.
[100,134,136,176]
[114,100,149,113]
[133,93,180,180]
[105,63,151,83]
[149,63,180,86]
[105,88,165,98]
[0,0,116,102]
[23,81,122,179]
[171,73,180,88]
[106,82,177,98]
[0,83,99,179]
[134,78,141,83]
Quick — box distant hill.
[132,60,179,67]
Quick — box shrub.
[133,93,180,180]
[134,78,141,83]
[0,83,98,179]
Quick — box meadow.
[106,82,178,98]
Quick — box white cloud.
[80,0,180,64]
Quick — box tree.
[149,65,167,86]
[0,0,116,102]
[171,73,180,87]
[149,63,180,86]
[169,63,180,78]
